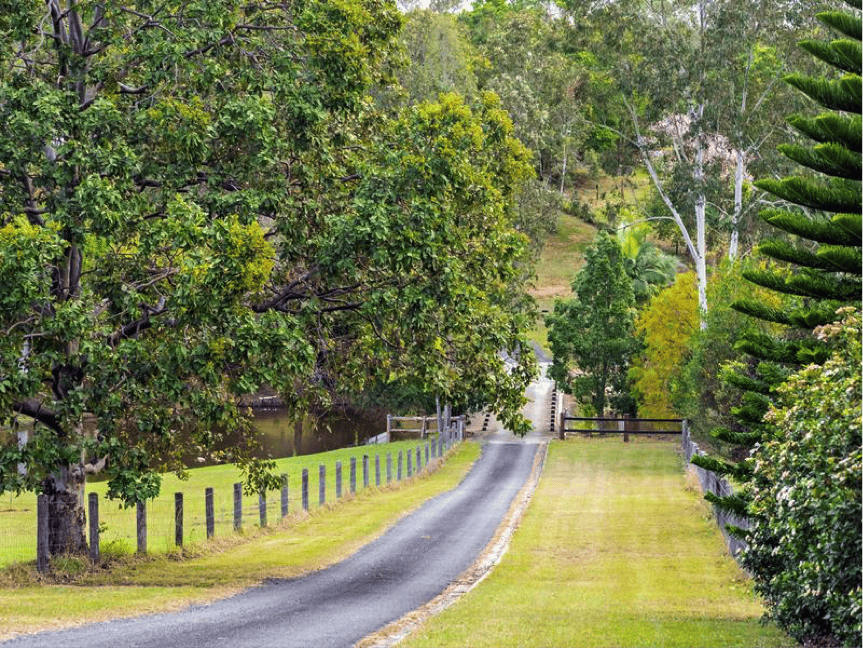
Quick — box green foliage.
[709,7,863,643]
[396,9,478,106]
[459,3,586,188]
[546,232,638,415]
[672,261,782,447]
[617,219,678,306]
[744,309,862,646]
[630,272,698,418]
[0,0,539,550]
[725,2,862,445]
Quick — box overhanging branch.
[14,399,64,436]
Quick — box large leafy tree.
[461,1,585,188]
[576,0,813,323]
[0,1,536,557]
[546,232,638,416]
[629,272,698,418]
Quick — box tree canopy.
[0,0,537,556]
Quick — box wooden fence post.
[302,469,309,511]
[350,457,357,494]
[233,483,242,531]
[387,414,392,440]
[281,474,288,518]
[88,492,100,563]
[205,487,214,539]
[559,409,566,440]
[36,494,49,573]
[397,450,403,481]
[174,492,183,547]
[416,447,422,472]
[386,453,392,484]
[319,465,326,506]
[375,454,381,487]
[363,455,369,489]
[259,491,267,528]
[336,461,343,499]
[425,443,429,466]
[407,450,412,477]
[136,500,147,554]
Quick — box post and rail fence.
[385,414,465,443]
[558,413,684,441]
[30,434,461,573]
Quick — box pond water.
[1,407,386,472]
[247,408,385,459]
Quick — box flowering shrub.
[744,308,862,646]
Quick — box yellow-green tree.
[630,272,699,418]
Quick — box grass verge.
[0,440,441,567]
[401,438,793,648]
[0,442,480,642]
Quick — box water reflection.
[0,408,386,471]
[248,408,384,459]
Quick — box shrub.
[744,309,862,646]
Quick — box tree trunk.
[729,148,744,261]
[694,140,709,330]
[42,464,88,556]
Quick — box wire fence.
[681,422,749,560]
[0,431,462,569]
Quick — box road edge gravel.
[356,440,550,648]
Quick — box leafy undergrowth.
[402,438,794,648]
[0,443,480,642]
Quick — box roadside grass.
[0,442,480,642]
[402,438,792,648]
[0,439,438,568]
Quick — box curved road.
[6,365,555,648]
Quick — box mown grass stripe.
[402,438,791,648]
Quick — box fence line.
[681,422,749,560]
[386,415,465,440]
[1,431,464,571]
[559,414,685,439]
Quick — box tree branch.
[14,399,64,436]
[107,297,168,347]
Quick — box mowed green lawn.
[403,438,793,648]
[0,442,481,641]
[0,439,436,566]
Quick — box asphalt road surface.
[6,401,550,647]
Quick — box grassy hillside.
[527,172,653,352]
